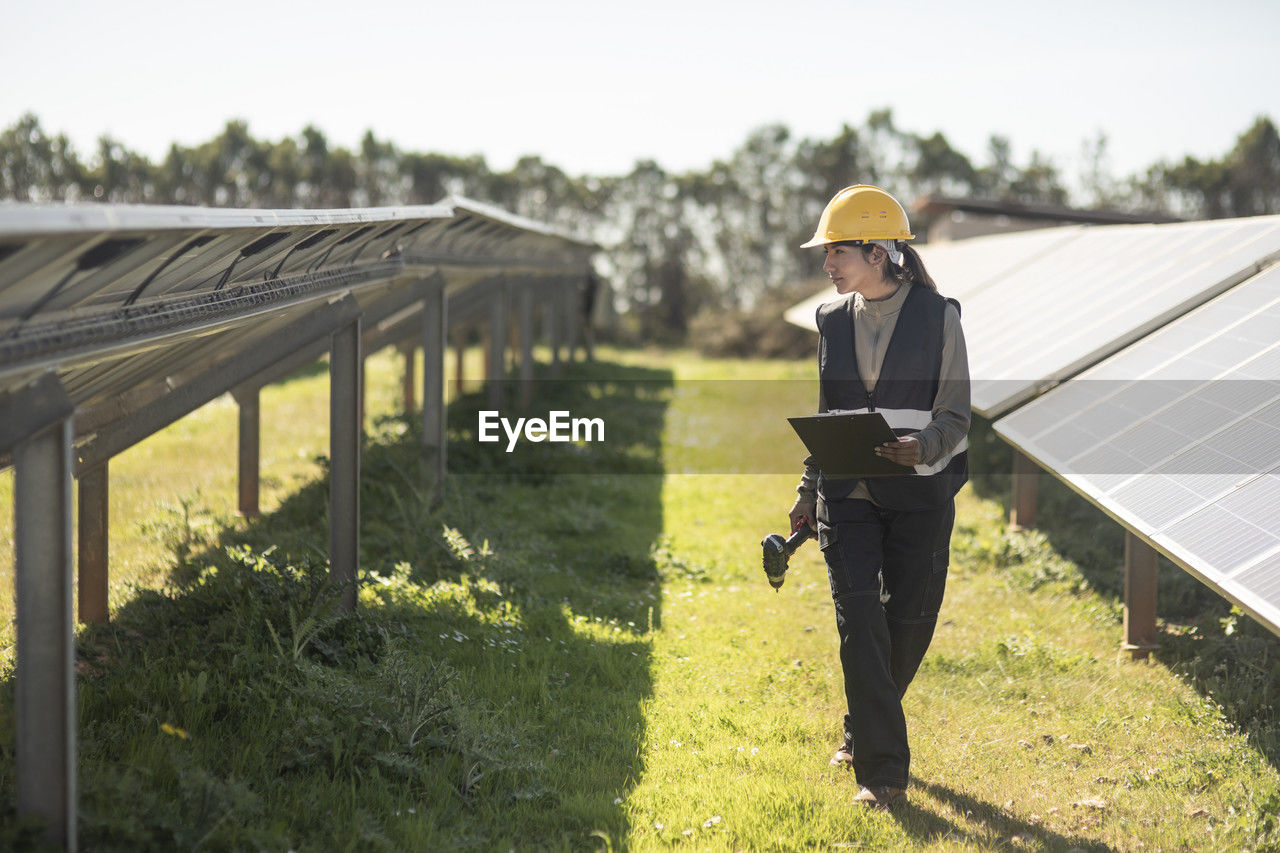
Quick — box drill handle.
[784,516,816,554]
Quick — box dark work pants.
[817,496,955,789]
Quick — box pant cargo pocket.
[920,547,949,617]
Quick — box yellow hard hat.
[800,184,915,248]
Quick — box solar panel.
[0,198,595,464]
[965,215,1280,416]
[995,262,1280,633]
[917,226,1084,302]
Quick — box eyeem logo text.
[478,410,605,452]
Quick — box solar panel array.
[996,262,1280,632]
[0,197,595,454]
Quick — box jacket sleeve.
[911,302,971,466]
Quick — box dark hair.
[859,242,937,291]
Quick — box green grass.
[1,346,1278,850]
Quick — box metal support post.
[548,286,562,377]
[564,275,581,362]
[422,277,447,484]
[581,271,597,362]
[487,280,507,410]
[400,343,416,414]
[519,282,534,409]
[453,334,466,399]
[5,374,77,851]
[330,317,362,612]
[77,462,110,624]
[1009,449,1038,530]
[359,354,367,438]
[236,388,260,517]
[1123,532,1160,658]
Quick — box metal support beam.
[359,354,367,439]
[233,338,329,402]
[330,317,362,612]
[519,281,534,409]
[400,343,416,414]
[548,286,562,377]
[564,275,581,362]
[1123,532,1160,658]
[0,374,75,451]
[487,280,507,410]
[74,313,285,438]
[422,277,447,484]
[453,335,465,398]
[1009,449,1038,530]
[77,462,109,624]
[77,295,362,475]
[581,271,597,362]
[4,375,77,851]
[362,307,425,359]
[230,280,429,399]
[236,389,260,517]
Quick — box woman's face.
[822,243,885,296]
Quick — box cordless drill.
[761,516,815,591]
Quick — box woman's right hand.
[789,499,816,533]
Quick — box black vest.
[816,284,968,511]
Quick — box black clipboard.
[787,411,909,478]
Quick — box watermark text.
[478,410,605,452]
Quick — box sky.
[3,0,1279,187]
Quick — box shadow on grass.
[967,415,1280,776]
[897,779,1118,851]
[0,357,675,850]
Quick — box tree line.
[2,111,1277,343]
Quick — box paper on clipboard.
[786,411,909,478]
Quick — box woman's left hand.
[875,436,921,467]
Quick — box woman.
[788,185,970,810]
